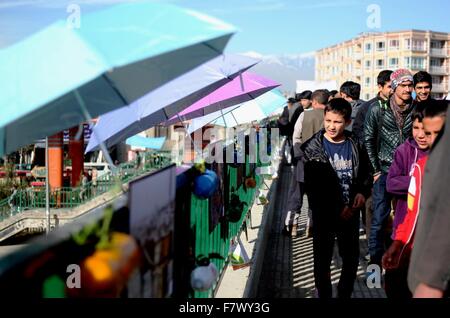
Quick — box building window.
[365,93,370,100]
[411,57,425,70]
[365,43,372,53]
[412,39,426,51]
[404,57,411,68]
[432,76,442,84]
[376,41,385,51]
[389,39,399,49]
[389,58,399,68]
[365,60,371,69]
[365,77,371,87]
[404,39,411,50]
[430,58,443,67]
[431,40,444,49]
[376,59,385,68]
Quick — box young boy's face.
[423,115,446,148]
[324,111,350,141]
[412,119,428,150]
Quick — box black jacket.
[352,95,388,147]
[363,97,414,174]
[301,130,371,215]
[278,105,303,137]
[346,99,365,132]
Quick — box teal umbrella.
[126,136,167,151]
[188,89,287,132]
[0,1,235,156]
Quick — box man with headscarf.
[364,69,415,267]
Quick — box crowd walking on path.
[277,68,449,298]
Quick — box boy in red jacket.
[382,100,448,295]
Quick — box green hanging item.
[42,275,66,298]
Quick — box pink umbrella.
[164,72,279,125]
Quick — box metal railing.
[0,152,172,222]
[430,66,447,74]
[431,83,446,92]
[189,134,277,298]
[0,131,280,298]
[431,48,447,56]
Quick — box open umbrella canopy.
[85,54,259,153]
[0,1,236,156]
[187,89,287,133]
[164,72,280,125]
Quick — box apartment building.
[316,30,450,100]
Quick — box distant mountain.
[240,51,315,95]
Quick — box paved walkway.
[256,164,386,298]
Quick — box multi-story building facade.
[316,30,450,100]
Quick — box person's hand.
[373,173,381,183]
[414,283,444,298]
[352,193,365,209]
[340,206,353,220]
[382,240,403,270]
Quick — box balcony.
[432,83,447,92]
[431,48,447,57]
[411,46,426,52]
[430,66,448,74]
[410,65,426,71]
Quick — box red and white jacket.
[394,156,428,251]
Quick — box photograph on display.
[209,162,224,233]
[128,164,176,298]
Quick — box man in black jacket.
[301,98,370,298]
[364,69,415,266]
[278,97,303,164]
[353,70,393,147]
[339,81,365,132]
[413,71,433,103]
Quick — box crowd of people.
[277,69,449,298]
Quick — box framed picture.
[129,164,176,297]
[209,162,224,233]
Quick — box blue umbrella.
[85,54,259,153]
[0,1,236,156]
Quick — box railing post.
[45,136,50,234]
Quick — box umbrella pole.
[73,90,117,171]
[45,137,50,234]
[219,109,228,128]
[230,112,239,126]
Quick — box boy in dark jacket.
[301,98,370,298]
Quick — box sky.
[0,0,449,54]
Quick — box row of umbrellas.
[0,1,287,158]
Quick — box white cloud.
[294,0,359,10]
[209,0,285,14]
[0,0,144,9]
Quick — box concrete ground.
[255,164,386,298]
